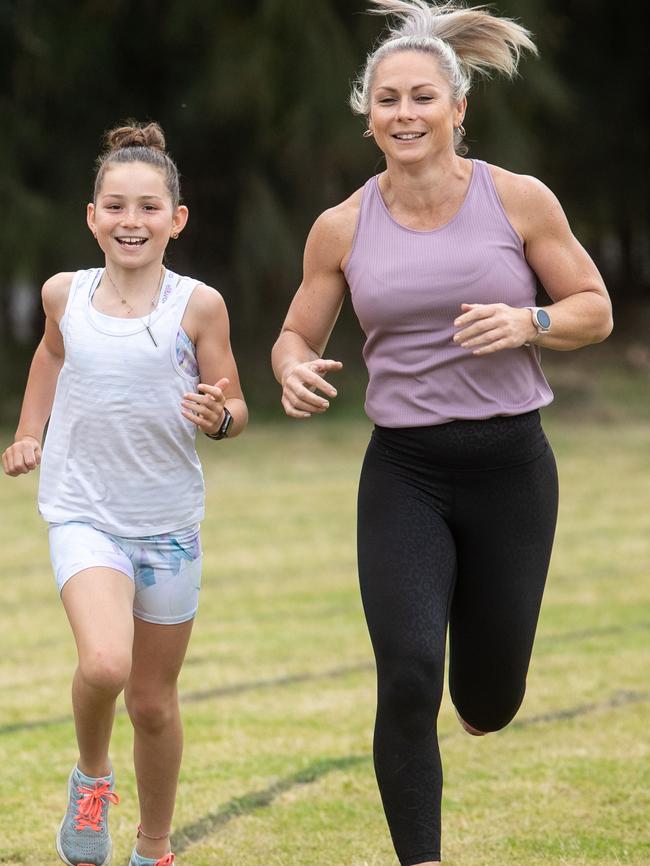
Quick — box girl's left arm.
[181,284,248,439]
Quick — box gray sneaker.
[56,766,120,866]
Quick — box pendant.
[145,325,158,347]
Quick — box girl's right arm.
[271,198,358,419]
[2,273,71,476]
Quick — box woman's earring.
[363,129,374,138]
[457,124,466,137]
[171,231,179,240]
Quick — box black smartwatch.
[205,407,233,440]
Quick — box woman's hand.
[182,378,229,435]
[281,359,343,419]
[2,436,42,476]
[453,303,537,354]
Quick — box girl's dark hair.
[93,121,181,208]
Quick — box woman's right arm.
[271,201,357,419]
[2,273,70,476]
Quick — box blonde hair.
[93,120,181,208]
[350,0,538,148]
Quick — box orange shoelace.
[74,780,120,831]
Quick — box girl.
[2,121,248,866]
[272,1,612,863]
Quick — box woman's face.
[368,50,466,166]
[87,161,187,269]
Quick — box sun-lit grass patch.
[1,402,648,865]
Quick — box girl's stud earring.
[171,231,179,240]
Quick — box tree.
[0,1,645,416]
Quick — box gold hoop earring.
[363,129,374,138]
[171,231,179,240]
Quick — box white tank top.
[38,268,205,536]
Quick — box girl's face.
[368,51,466,167]
[87,162,188,269]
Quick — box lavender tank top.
[344,159,553,427]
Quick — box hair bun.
[104,121,166,154]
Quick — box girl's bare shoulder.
[42,272,75,321]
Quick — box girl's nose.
[121,207,141,226]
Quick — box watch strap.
[205,406,233,440]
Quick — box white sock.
[74,766,113,785]
[130,849,160,866]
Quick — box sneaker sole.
[55,768,113,866]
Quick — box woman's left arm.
[515,175,613,350]
[182,284,248,439]
[455,172,613,353]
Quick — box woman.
[3,121,247,866]
[271,2,612,863]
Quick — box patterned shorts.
[48,521,202,624]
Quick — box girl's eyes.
[103,204,160,212]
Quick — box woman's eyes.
[377,95,434,105]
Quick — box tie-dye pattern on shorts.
[48,521,202,624]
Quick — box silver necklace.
[104,267,165,347]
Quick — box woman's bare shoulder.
[488,163,559,211]
[487,163,566,241]
[308,186,366,268]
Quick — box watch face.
[536,309,551,330]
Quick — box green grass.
[0,398,648,865]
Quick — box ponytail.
[350,0,537,115]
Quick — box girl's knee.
[126,688,178,734]
[79,651,131,696]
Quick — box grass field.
[1,381,649,865]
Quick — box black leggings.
[357,411,558,865]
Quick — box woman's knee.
[454,687,525,735]
[377,657,444,738]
